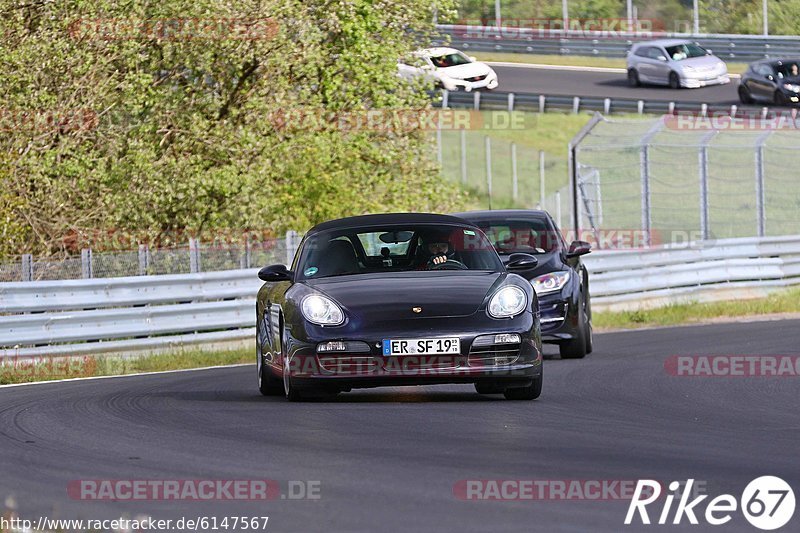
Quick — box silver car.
[626,39,729,89]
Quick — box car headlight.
[683,66,696,72]
[531,271,570,296]
[301,294,344,326]
[488,285,527,319]
[784,83,800,93]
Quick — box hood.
[437,62,492,80]
[304,271,504,320]
[679,55,724,70]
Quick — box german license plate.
[382,337,460,356]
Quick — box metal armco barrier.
[1,236,799,357]
[436,25,800,62]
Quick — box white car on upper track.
[398,47,499,92]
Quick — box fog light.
[494,333,520,344]
[317,341,347,353]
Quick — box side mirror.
[706,49,713,55]
[506,253,538,271]
[565,241,592,258]
[766,74,775,81]
[258,264,293,282]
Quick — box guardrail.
[583,235,800,311]
[437,25,800,62]
[1,235,798,357]
[439,89,787,118]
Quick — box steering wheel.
[429,259,468,270]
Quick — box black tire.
[584,293,594,355]
[475,382,505,395]
[668,71,681,89]
[503,375,543,401]
[257,314,283,396]
[282,353,304,401]
[627,69,640,87]
[560,293,588,359]
[738,84,755,104]
[774,90,790,106]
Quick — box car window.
[471,219,559,255]
[401,56,427,68]
[429,52,471,68]
[646,47,665,60]
[297,224,503,279]
[758,64,777,77]
[665,43,707,61]
[634,46,650,58]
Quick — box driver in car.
[415,232,457,269]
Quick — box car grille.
[468,342,520,366]
[318,356,377,374]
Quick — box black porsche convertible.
[256,213,543,401]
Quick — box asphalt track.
[491,64,742,105]
[1,319,799,532]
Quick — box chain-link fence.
[572,114,800,245]
[0,232,301,282]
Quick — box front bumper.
[681,73,730,88]
[447,72,499,92]
[280,314,541,390]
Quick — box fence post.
[21,254,33,282]
[755,131,773,237]
[460,129,468,185]
[698,131,717,241]
[436,119,442,165]
[639,116,664,247]
[81,249,93,279]
[189,238,201,273]
[511,142,518,202]
[138,244,149,276]
[240,234,252,269]
[485,136,492,210]
[285,230,299,266]
[556,191,562,230]
[539,151,546,210]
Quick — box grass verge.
[593,287,800,330]
[0,348,251,386]
[473,52,749,75]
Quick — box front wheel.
[257,323,282,396]
[504,375,543,400]
[560,293,588,359]
[668,72,681,89]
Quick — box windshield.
[429,52,471,68]
[296,224,503,280]
[665,43,708,61]
[471,218,560,255]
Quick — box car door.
[647,46,672,85]
[634,47,656,82]
[750,63,778,100]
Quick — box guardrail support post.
[485,136,493,209]
[700,103,708,117]
[730,104,737,117]
[603,98,611,114]
[460,129,467,185]
[81,249,93,279]
[539,95,545,113]
[511,143,518,201]
[539,150,546,209]
[442,90,449,109]
[572,96,580,114]
[473,91,481,110]
[189,238,201,273]
[21,254,33,282]
[507,92,515,112]
[138,245,149,276]
[637,100,644,114]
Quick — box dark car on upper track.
[255,213,543,401]
[738,58,800,106]
[453,210,592,359]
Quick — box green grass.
[473,52,750,75]
[593,286,800,330]
[0,348,251,385]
